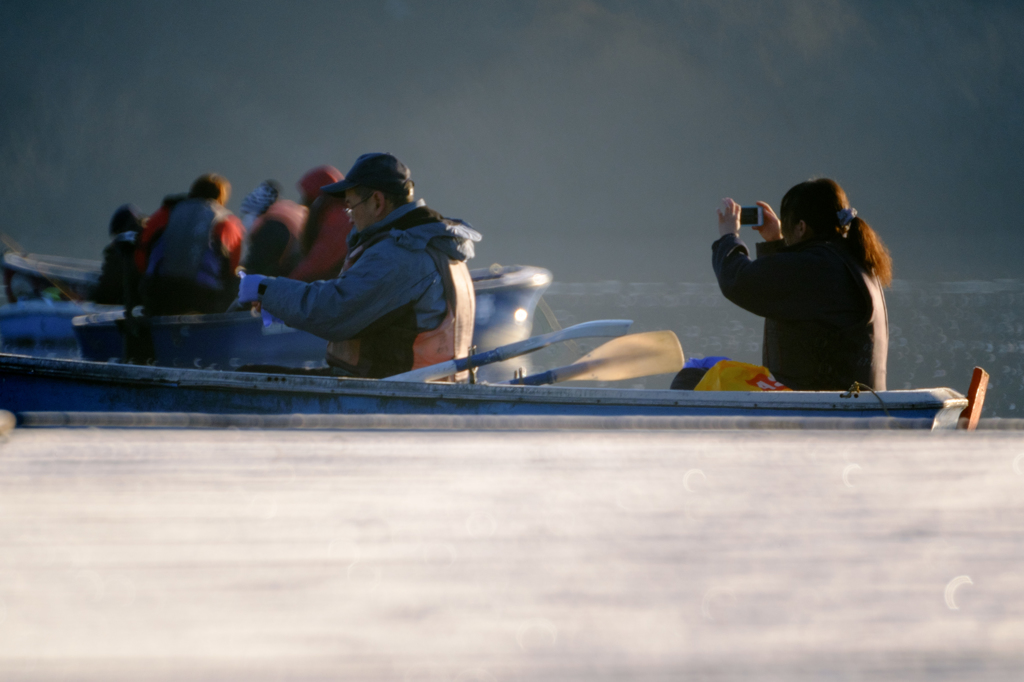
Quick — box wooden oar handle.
[957,367,989,430]
[508,361,598,386]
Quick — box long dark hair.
[779,178,893,286]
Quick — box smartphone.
[740,206,763,227]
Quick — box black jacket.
[712,234,888,391]
[92,232,139,305]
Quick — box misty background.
[3,0,1022,282]
[2,0,1023,411]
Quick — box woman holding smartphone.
[711,178,892,391]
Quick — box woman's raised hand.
[753,201,783,242]
[717,198,741,237]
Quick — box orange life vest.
[247,200,309,275]
[325,245,475,381]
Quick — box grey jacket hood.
[394,219,481,261]
[350,203,481,262]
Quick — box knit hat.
[240,180,281,217]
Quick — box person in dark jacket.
[707,178,892,391]
[140,173,245,315]
[236,153,480,379]
[91,204,145,305]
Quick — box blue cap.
[321,153,411,197]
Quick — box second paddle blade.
[565,330,684,382]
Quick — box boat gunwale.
[0,352,968,413]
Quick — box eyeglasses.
[345,195,373,213]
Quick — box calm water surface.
[1,428,1023,681]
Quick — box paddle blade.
[563,330,684,382]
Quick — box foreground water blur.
[1,427,1023,680]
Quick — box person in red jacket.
[139,173,245,315]
[134,193,185,275]
[287,165,354,282]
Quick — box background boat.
[2,251,100,301]
[1,251,112,356]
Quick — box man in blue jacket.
[237,153,480,379]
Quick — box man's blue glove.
[237,271,266,303]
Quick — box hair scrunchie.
[837,207,858,228]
